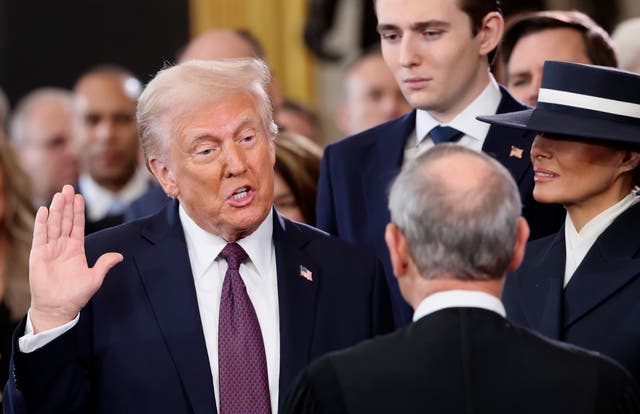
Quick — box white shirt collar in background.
[79,168,149,221]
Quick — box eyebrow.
[377,20,450,33]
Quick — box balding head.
[10,88,78,205]
[179,29,262,63]
[388,144,524,282]
[178,29,283,111]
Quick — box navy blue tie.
[429,125,464,144]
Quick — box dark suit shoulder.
[278,216,383,262]
[324,111,415,158]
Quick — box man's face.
[507,28,591,106]
[73,73,140,192]
[18,98,78,205]
[151,92,276,242]
[376,0,492,122]
[341,54,411,135]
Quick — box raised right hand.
[29,185,123,334]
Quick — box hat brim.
[478,109,640,149]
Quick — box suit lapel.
[482,87,535,188]
[563,203,640,328]
[134,201,216,414]
[362,111,416,258]
[518,232,566,339]
[273,212,320,399]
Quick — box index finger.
[70,194,86,242]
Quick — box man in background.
[499,10,617,106]
[10,88,78,207]
[73,65,151,233]
[317,0,565,327]
[334,48,411,136]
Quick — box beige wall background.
[189,0,640,146]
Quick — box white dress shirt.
[413,289,506,322]
[19,206,281,413]
[564,193,638,286]
[79,168,150,221]
[181,206,280,413]
[405,75,502,161]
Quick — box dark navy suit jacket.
[316,87,565,327]
[503,201,640,383]
[4,201,393,413]
[125,182,170,222]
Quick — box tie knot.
[219,243,248,271]
[429,125,463,144]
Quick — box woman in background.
[0,129,34,390]
[274,131,322,224]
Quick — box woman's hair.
[0,130,34,320]
[275,131,323,224]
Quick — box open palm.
[29,185,123,333]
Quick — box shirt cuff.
[18,309,80,353]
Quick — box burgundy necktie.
[218,243,271,414]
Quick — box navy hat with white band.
[478,61,640,148]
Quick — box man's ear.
[507,217,530,272]
[385,223,411,279]
[149,157,179,198]
[477,11,504,57]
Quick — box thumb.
[92,252,124,282]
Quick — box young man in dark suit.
[316,0,565,327]
[3,59,393,414]
[284,144,640,414]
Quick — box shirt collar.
[79,168,150,220]
[413,289,506,322]
[566,192,639,244]
[179,205,274,280]
[416,75,502,145]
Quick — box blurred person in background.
[179,28,284,112]
[335,47,411,136]
[275,99,323,145]
[0,88,9,132]
[73,65,152,233]
[499,10,617,106]
[0,129,34,396]
[612,18,640,74]
[274,131,323,224]
[10,88,78,207]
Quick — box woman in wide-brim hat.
[478,60,640,382]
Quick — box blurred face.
[18,98,78,205]
[275,109,318,142]
[530,134,636,214]
[274,172,305,223]
[73,73,140,192]
[507,28,591,106]
[151,92,276,241]
[340,54,411,134]
[376,0,498,122]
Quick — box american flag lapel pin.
[299,265,313,282]
[509,145,524,159]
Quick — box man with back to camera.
[316,0,566,327]
[284,144,640,414]
[3,58,392,413]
